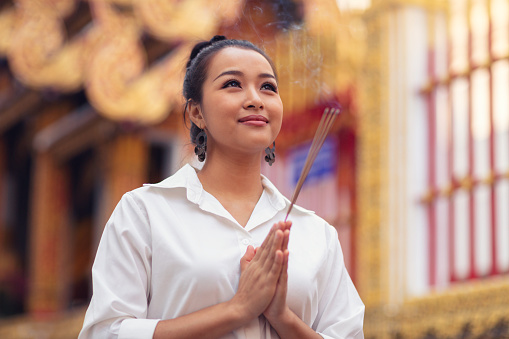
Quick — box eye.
[261,82,278,93]
[222,79,241,88]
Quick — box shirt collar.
[144,164,287,212]
[260,173,287,211]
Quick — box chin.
[239,141,272,155]
[238,133,273,147]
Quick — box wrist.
[267,308,321,339]
[225,298,255,326]
[265,306,294,327]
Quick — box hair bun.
[187,41,209,68]
[210,35,227,43]
[186,35,228,68]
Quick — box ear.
[187,100,206,129]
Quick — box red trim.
[447,39,456,282]
[488,17,499,276]
[467,28,477,280]
[350,130,357,284]
[428,48,437,287]
[337,128,357,283]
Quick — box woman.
[79,36,364,339]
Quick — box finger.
[260,229,283,273]
[284,220,292,231]
[272,228,287,256]
[281,249,289,285]
[281,229,290,252]
[255,223,278,263]
[271,229,284,252]
[242,245,255,261]
[266,230,284,271]
[240,245,256,272]
[277,220,291,232]
[269,249,284,278]
[259,224,276,252]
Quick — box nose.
[243,87,263,110]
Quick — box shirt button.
[242,239,249,245]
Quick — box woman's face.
[190,47,283,158]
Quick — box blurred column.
[0,138,8,286]
[93,131,148,249]
[0,137,5,251]
[0,137,24,317]
[27,105,71,315]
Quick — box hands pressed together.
[232,220,293,326]
[154,220,322,339]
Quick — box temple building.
[0,0,508,338]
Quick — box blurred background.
[0,0,508,338]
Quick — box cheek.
[204,96,237,118]
[272,120,282,137]
[200,97,233,128]
[271,101,284,132]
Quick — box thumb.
[240,245,256,272]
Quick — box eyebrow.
[213,70,276,82]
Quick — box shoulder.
[123,163,197,204]
[260,175,337,239]
[284,201,339,247]
[281,197,332,230]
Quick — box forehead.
[206,47,275,79]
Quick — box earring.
[264,141,276,166]
[194,129,207,162]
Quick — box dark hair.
[183,35,278,145]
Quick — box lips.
[238,115,269,123]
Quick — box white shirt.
[79,164,364,339]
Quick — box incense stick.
[285,107,341,221]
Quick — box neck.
[197,149,264,201]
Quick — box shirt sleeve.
[314,224,365,339]
[78,192,160,339]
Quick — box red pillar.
[27,106,71,316]
[97,131,148,233]
[427,49,437,287]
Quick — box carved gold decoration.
[0,0,245,124]
[8,0,85,90]
[304,0,343,34]
[0,308,85,339]
[0,8,15,55]
[421,189,435,204]
[482,172,495,185]
[371,0,448,11]
[365,277,509,338]
[356,3,390,309]
[460,176,474,190]
[440,184,454,197]
[418,173,503,202]
[135,0,243,41]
